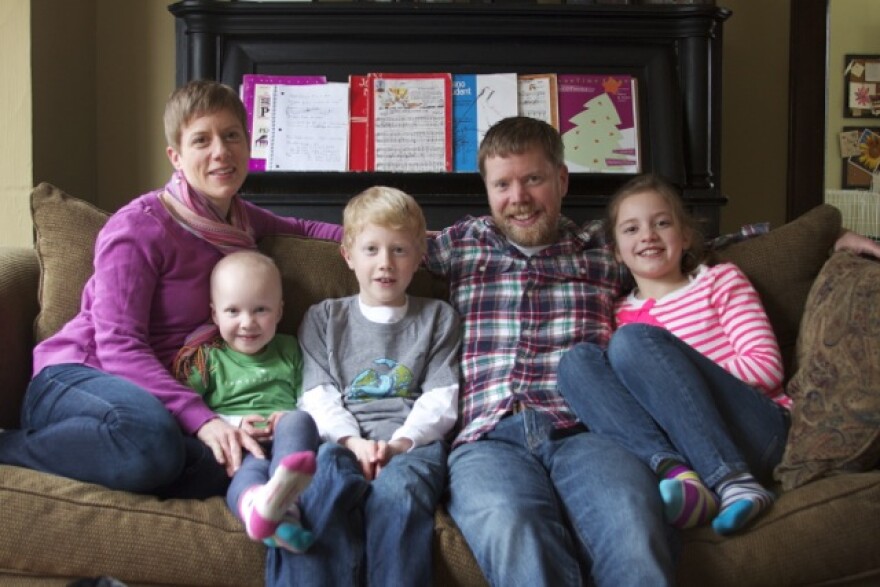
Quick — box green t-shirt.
[186,333,302,418]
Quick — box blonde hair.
[164,80,248,152]
[477,116,565,178]
[343,186,427,254]
[606,174,706,274]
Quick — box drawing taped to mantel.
[241,74,327,171]
[266,82,350,172]
[452,73,519,172]
[558,74,640,174]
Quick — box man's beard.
[494,205,558,247]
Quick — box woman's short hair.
[164,80,248,152]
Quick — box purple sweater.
[33,189,342,435]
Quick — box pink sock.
[239,451,316,541]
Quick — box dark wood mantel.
[170,1,730,234]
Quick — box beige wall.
[0,1,34,247]
[24,0,173,250]
[0,1,799,246]
[95,0,174,212]
[32,0,95,207]
[825,0,880,192]
[719,0,790,233]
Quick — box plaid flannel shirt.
[425,216,624,446]
[425,216,769,447]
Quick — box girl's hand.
[197,417,266,477]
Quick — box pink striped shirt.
[615,263,790,409]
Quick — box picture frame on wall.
[841,126,880,189]
[844,54,880,118]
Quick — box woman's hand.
[197,417,265,477]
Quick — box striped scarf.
[162,170,256,383]
[160,170,256,253]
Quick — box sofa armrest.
[0,247,40,429]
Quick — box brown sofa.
[1,184,879,586]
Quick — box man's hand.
[197,417,265,477]
[835,230,880,259]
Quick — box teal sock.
[239,451,316,541]
[657,462,718,529]
[262,505,315,554]
[711,473,774,536]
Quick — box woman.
[0,80,344,497]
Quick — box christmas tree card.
[557,74,640,173]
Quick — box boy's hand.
[342,437,380,480]
[375,438,413,476]
[240,414,273,442]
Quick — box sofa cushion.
[713,204,842,377]
[773,251,880,491]
[677,470,880,586]
[31,183,110,343]
[0,464,263,587]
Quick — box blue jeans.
[0,364,228,498]
[265,442,368,586]
[557,324,789,487]
[447,410,676,587]
[266,440,447,587]
[364,440,447,587]
[226,410,321,516]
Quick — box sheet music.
[518,74,558,129]
[267,83,349,172]
[373,77,449,172]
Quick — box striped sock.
[711,473,774,536]
[239,451,316,541]
[657,462,719,529]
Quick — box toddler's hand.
[241,414,273,441]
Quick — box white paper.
[267,83,350,172]
[373,77,449,172]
